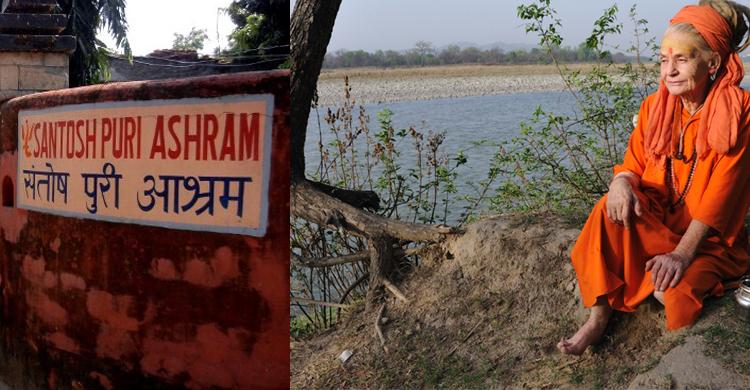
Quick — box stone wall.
[0,52,68,94]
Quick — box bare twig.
[293,245,429,269]
[291,297,350,309]
[293,251,369,268]
[382,278,409,303]
[338,273,369,305]
[375,303,388,353]
[336,272,369,318]
[447,316,485,356]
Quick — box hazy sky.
[99,0,235,56]
[322,0,693,52]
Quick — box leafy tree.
[491,1,657,220]
[438,44,461,64]
[413,40,434,57]
[226,0,288,55]
[228,14,263,52]
[292,0,457,314]
[172,27,209,51]
[459,46,481,63]
[58,0,131,86]
[321,44,629,69]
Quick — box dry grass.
[319,63,599,81]
[291,215,750,389]
[320,62,750,81]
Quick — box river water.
[297,85,750,315]
[306,82,750,224]
[306,90,578,222]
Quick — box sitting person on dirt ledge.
[559,0,750,355]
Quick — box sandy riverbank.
[315,64,591,106]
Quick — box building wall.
[0,71,290,389]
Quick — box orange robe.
[572,91,750,330]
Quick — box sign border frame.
[16,93,274,237]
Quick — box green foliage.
[172,27,209,51]
[323,41,626,69]
[698,298,750,376]
[290,1,661,336]
[58,0,131,86]
[290,308,338,340]
[291,78,466,334]
[224,0,288,67]
[484,1,658,221]
[228,14,264,52]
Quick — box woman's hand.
[645,252,691,292]
[605,174,643,228]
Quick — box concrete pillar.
[0,0,75,98]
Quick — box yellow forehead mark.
[661,36,698,56]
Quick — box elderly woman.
[559,0,750,355]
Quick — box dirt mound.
[628,336,745,389]
[291,216,750,388]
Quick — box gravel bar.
[316,74,567,106]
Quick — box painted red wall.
[0,70,289,389]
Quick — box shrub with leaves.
[485,1,658,222]
[290,78,466,336]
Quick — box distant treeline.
[323,41,631,68]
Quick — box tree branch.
[374,303,388,353]
[382,278,409,303]
[308,179,380,210]
[292,180,459,242]
[290,297,350,309]
[292,246,429,268]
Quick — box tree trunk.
[290,0,343,182]
[290,0,461,310]
[365,235,396,311]
[292,180,457,242]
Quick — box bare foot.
[653,291,664,305]
[558,304,612,356]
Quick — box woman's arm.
[673,219,712,260]
[646,219,711,291]
[606,170,643,228]
[612,171,641,188]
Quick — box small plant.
[483,1,659,221]
[290,77,467,334]
[290,0,661,336]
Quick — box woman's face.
[659,31,715,100]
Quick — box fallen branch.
[292,246,430,269]
[291,297,350,309]
[292,180,460,242]
[293,251,369,268]
[382,278,409,303]
[309,179,380,210]
[448,317,485,356]
[374,303,388,353]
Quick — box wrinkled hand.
[605,176,643,228]
[645,252,691,292]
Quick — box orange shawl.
[644,5,744,166]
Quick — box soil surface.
[291,215,750,389]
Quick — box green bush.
[486,1,658,222]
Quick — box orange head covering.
[644,4,744,166]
